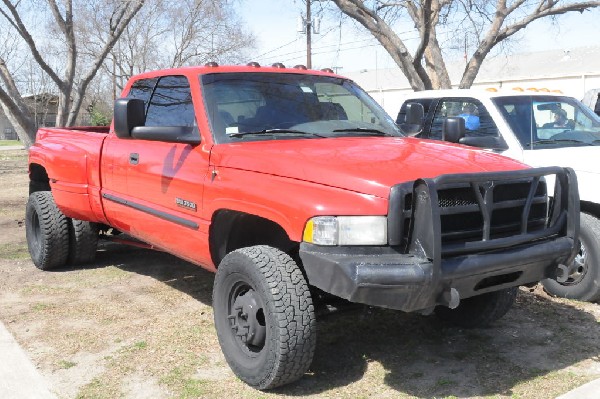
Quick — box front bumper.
[299,167,579,312]
[300,237,574,312]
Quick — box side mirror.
[459,136,509,151]
[399,102,424,136]
[442,117,466,143]
[114,98,145,139]
[405,103,424,125]
[131,126,200,145]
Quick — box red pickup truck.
[26,64,579,389]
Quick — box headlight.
[303,216,387,246]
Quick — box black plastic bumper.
[300,237,574,312]
[299,167,579,312]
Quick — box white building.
[344,46,600,117]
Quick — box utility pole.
[299,0,320,68]
[306,0,312,69]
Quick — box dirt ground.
[1,148,600,399]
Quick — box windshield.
[492,95,600,149]
[200,72,402,143]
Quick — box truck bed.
[29,126,110,224]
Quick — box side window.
[127,78,158,107]
[145,75,196,127]
[430,98,498,140]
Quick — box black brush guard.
[300,167,579,312]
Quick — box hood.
[211,137,529,198]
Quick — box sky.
[235,0,600,74]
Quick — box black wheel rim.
[564,241,588,285]
[28,208,42,257]
[227,281,267,355]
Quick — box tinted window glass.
[201,72,401,143]
[145,75,196,127]
[127,78,158,106]
[493,95,600,149]
[429,98,498,140]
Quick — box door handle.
[129,153,139,165]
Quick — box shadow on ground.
[54,240,215,306]
[56,241,600,398]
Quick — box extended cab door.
[102,74,213,266]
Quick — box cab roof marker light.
[247,62,261,68]
[321,68,334,73]
[294,64,307,70]
[204,62,218,67]
[272,63,285,68]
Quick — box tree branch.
[0,0,63,89]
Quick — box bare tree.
[0,0,143,146]
[331,0,600,90]
[102,0,255,95]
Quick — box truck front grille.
[437,181,547,245]
[387,168,576,258]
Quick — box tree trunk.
[424,28,452,89]
[331,0,427,90]
[0,88,36,147]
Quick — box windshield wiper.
[229,129,326,138]
[525,139,593,146]
[331,127,391,136]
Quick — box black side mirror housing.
[113,97,200,145]
[459,136,509,151]
[399,102,424,136]
[405,103,424,125]
[442,117,466,143]
[131,126,200,145]
[114,98,145,139]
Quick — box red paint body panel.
[28,65,531,273]
[210,137,529,200]
[29,127,109,223]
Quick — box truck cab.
[399,90,600,301]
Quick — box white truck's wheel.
[542,212,600,302]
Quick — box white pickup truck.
[398,90,600,301]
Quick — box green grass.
[133,341,147,350]
[160,367,209,399]
[0,140,21,146]
[0,243,30,260]
[32,303,51,312]
[59,360,77,369]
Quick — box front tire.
[213,246,316,389]
[434,287,518,328]
[542,212,600,302]
[25,191,69,270]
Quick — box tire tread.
[26,191,69,270]
[214,245,316,389]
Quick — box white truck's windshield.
[493,95,600,149]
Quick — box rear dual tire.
[26,191,98,270]
[26,191,69,270]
